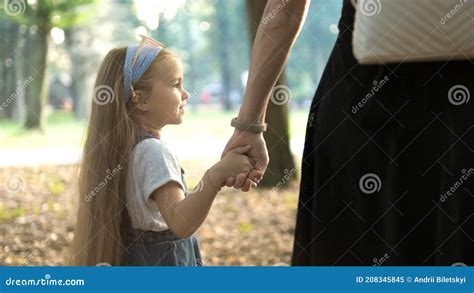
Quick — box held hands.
[209,145,255,188]
[208,128,270,193]
[221,129,269,192]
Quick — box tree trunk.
[182,11,198,107]
[217,1,233,111]
[24,23,50,131]
[12,24,27,122]
[245,0,296,188]
[69,69,88,120]
[0,21,24,121]
[64,27,89,120]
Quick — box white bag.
[351,0,474,64]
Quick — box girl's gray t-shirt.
[125,138,186,232]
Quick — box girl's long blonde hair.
[68,46,177,266]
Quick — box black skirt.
[292,0,474,266]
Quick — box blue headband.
[123,45,161,103]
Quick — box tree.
[212,0,249,111]
[285,0,341,104]
[214,0,233,111]
[2,0,95,130]
[64,0,131,120]
[245,0,296,187]
[0,20,25,122]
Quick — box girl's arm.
[152,145,252,238]
[151,172,219,239]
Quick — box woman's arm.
[238,0,310,124]
[222,0,310,189]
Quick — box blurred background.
[0,0,342,266]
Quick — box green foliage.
[0,205,26,222]
[1,0,97,28]
[238,222,253,233]
[1,0,343,129]
[47,174,65,196]
[286,0,342,102]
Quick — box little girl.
[69,36,255,266]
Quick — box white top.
[125,138,186,232]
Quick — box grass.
[0,111,85,149]
[0,205,26,222]
[0,108,309,150]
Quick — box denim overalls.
[123,133,203,266]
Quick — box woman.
[222,0,473,265]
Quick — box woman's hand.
[221,129,269,192]
[210,145,254,188]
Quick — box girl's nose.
[183,89,190,101]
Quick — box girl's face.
[142,58,189,128]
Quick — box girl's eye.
[174,83,181,88]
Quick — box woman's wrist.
[231,117,267,133]
[236,111,265,124]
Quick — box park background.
[0,0,342,266]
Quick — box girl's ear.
[131,90,148,111]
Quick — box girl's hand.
[210,145,253,186]
[221,130,268,191]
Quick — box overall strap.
[137,132,157,143]
[136,132,186,191]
